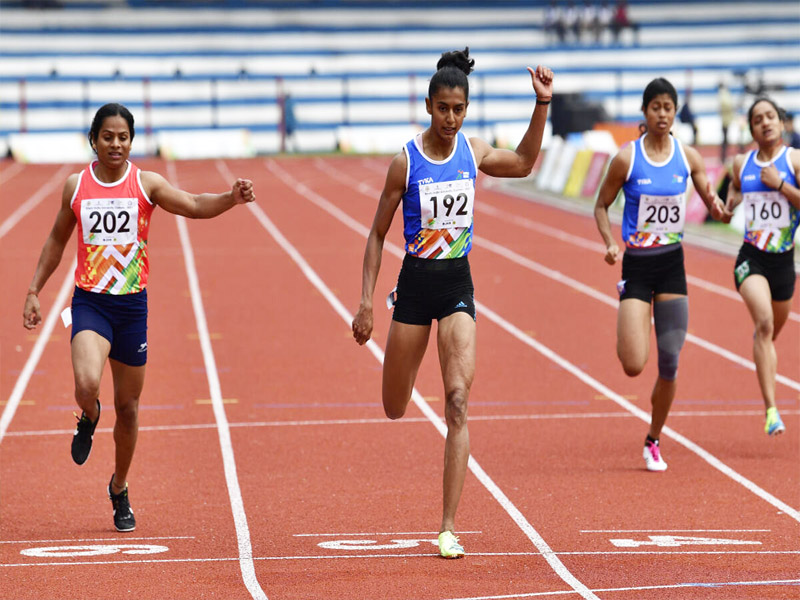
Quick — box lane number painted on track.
[610,535,762,548]
[21,544,169,558]
[318,539,437,551]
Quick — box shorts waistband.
[624,243,682,257]
[402,254,470,271]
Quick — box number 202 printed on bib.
[81,198,138,246]
[419,179,474,230]
[637,193,685,234]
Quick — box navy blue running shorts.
[734,242,796,301]
[391,254,476,325]
[70,287,149,366]
[618,244,687,302]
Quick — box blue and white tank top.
[739,146,798,253]
[621,134,691,249]
[401,131,478,259]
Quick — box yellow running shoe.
[438,531,465,559]
[765,407,786,436]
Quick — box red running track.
[1,156,798,600]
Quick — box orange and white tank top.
[70,160,155,294]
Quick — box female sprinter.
[351,48,554,558]
[725,97,799,436]
[22,103,255,532]
[594,78,725,472]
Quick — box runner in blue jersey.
[352,48,554,558]
[724,97,800,436]
[594,78,725,472]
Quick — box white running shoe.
[643,439,668,472]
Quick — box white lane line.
[446,578,800,600]
[283,159,800,524]
[580,529,770,533]
[1,536,194,545]
[0,161,25,184]
[314,158,800,388]
[293,531,482,537]
[5,408,798,438]
[168,163,267,600]
[251,159,600,600]
[0,165,70,240]
[0,257,76,444]
[5,552,800,569]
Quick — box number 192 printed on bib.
[419,179,474,230]
[81,198,138,246]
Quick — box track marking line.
[293,531,482,537]
[0,257,76,445]
[275,158,800,524]
[581,529,770,533]
[5,408,797,439]
[0,536,194,545]
[168,162,268,600]
[243,159,600,600]
[5,551,800,569]
[315,158,800,390]
[444,578,800,600]
[0,165,71,241]
[0,160,25,184]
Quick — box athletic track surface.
[0,156,798,600]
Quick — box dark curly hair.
[428,47,475,102]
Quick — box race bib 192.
[419,178,474,230]
[81,198,138,245]
[637,193,685,234]
[744,191,790,231]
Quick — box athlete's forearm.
[513,103,550,173]
[28,236,69,294]
[359,233,385,309]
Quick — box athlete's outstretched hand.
[705,182,725,221]
[352,304,373,346]
[232,179,255,204]
[528,65,554,100]
[604,242,621,265]
[23,293,42,330]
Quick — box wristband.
[536,99,551,106]
[778,180,785,192]
[27,289,38,297]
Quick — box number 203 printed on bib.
[637,193,685,234]
[81,198,138,246]
[419,179,474,230]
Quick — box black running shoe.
[71,399,100,465]
[108,475,136,532]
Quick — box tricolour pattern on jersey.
[71,161,155,294]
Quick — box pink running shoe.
[643,439,668,472]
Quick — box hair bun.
[437,47,474,76]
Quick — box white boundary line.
[234,160,600,600]
[445,578,800,600]
[1,536,194,545]
[274,158,800,523]
[5,552,799,569]
[168,162,267,600]
[5,408,798,439]
[0,165,70,240]
[0,161,25,185]
[0,258,76,444]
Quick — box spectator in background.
[679,90,698,145]
[564,1,581,43]
[282,93,297,153]
[580,1,598,44]
[718,81,735,163]
[545,1,566,44]
[784,112,800,149]
[611,0,639,45]
[596,1,613,43]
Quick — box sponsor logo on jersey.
[417,177,434,185]
[637,178,652,185]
